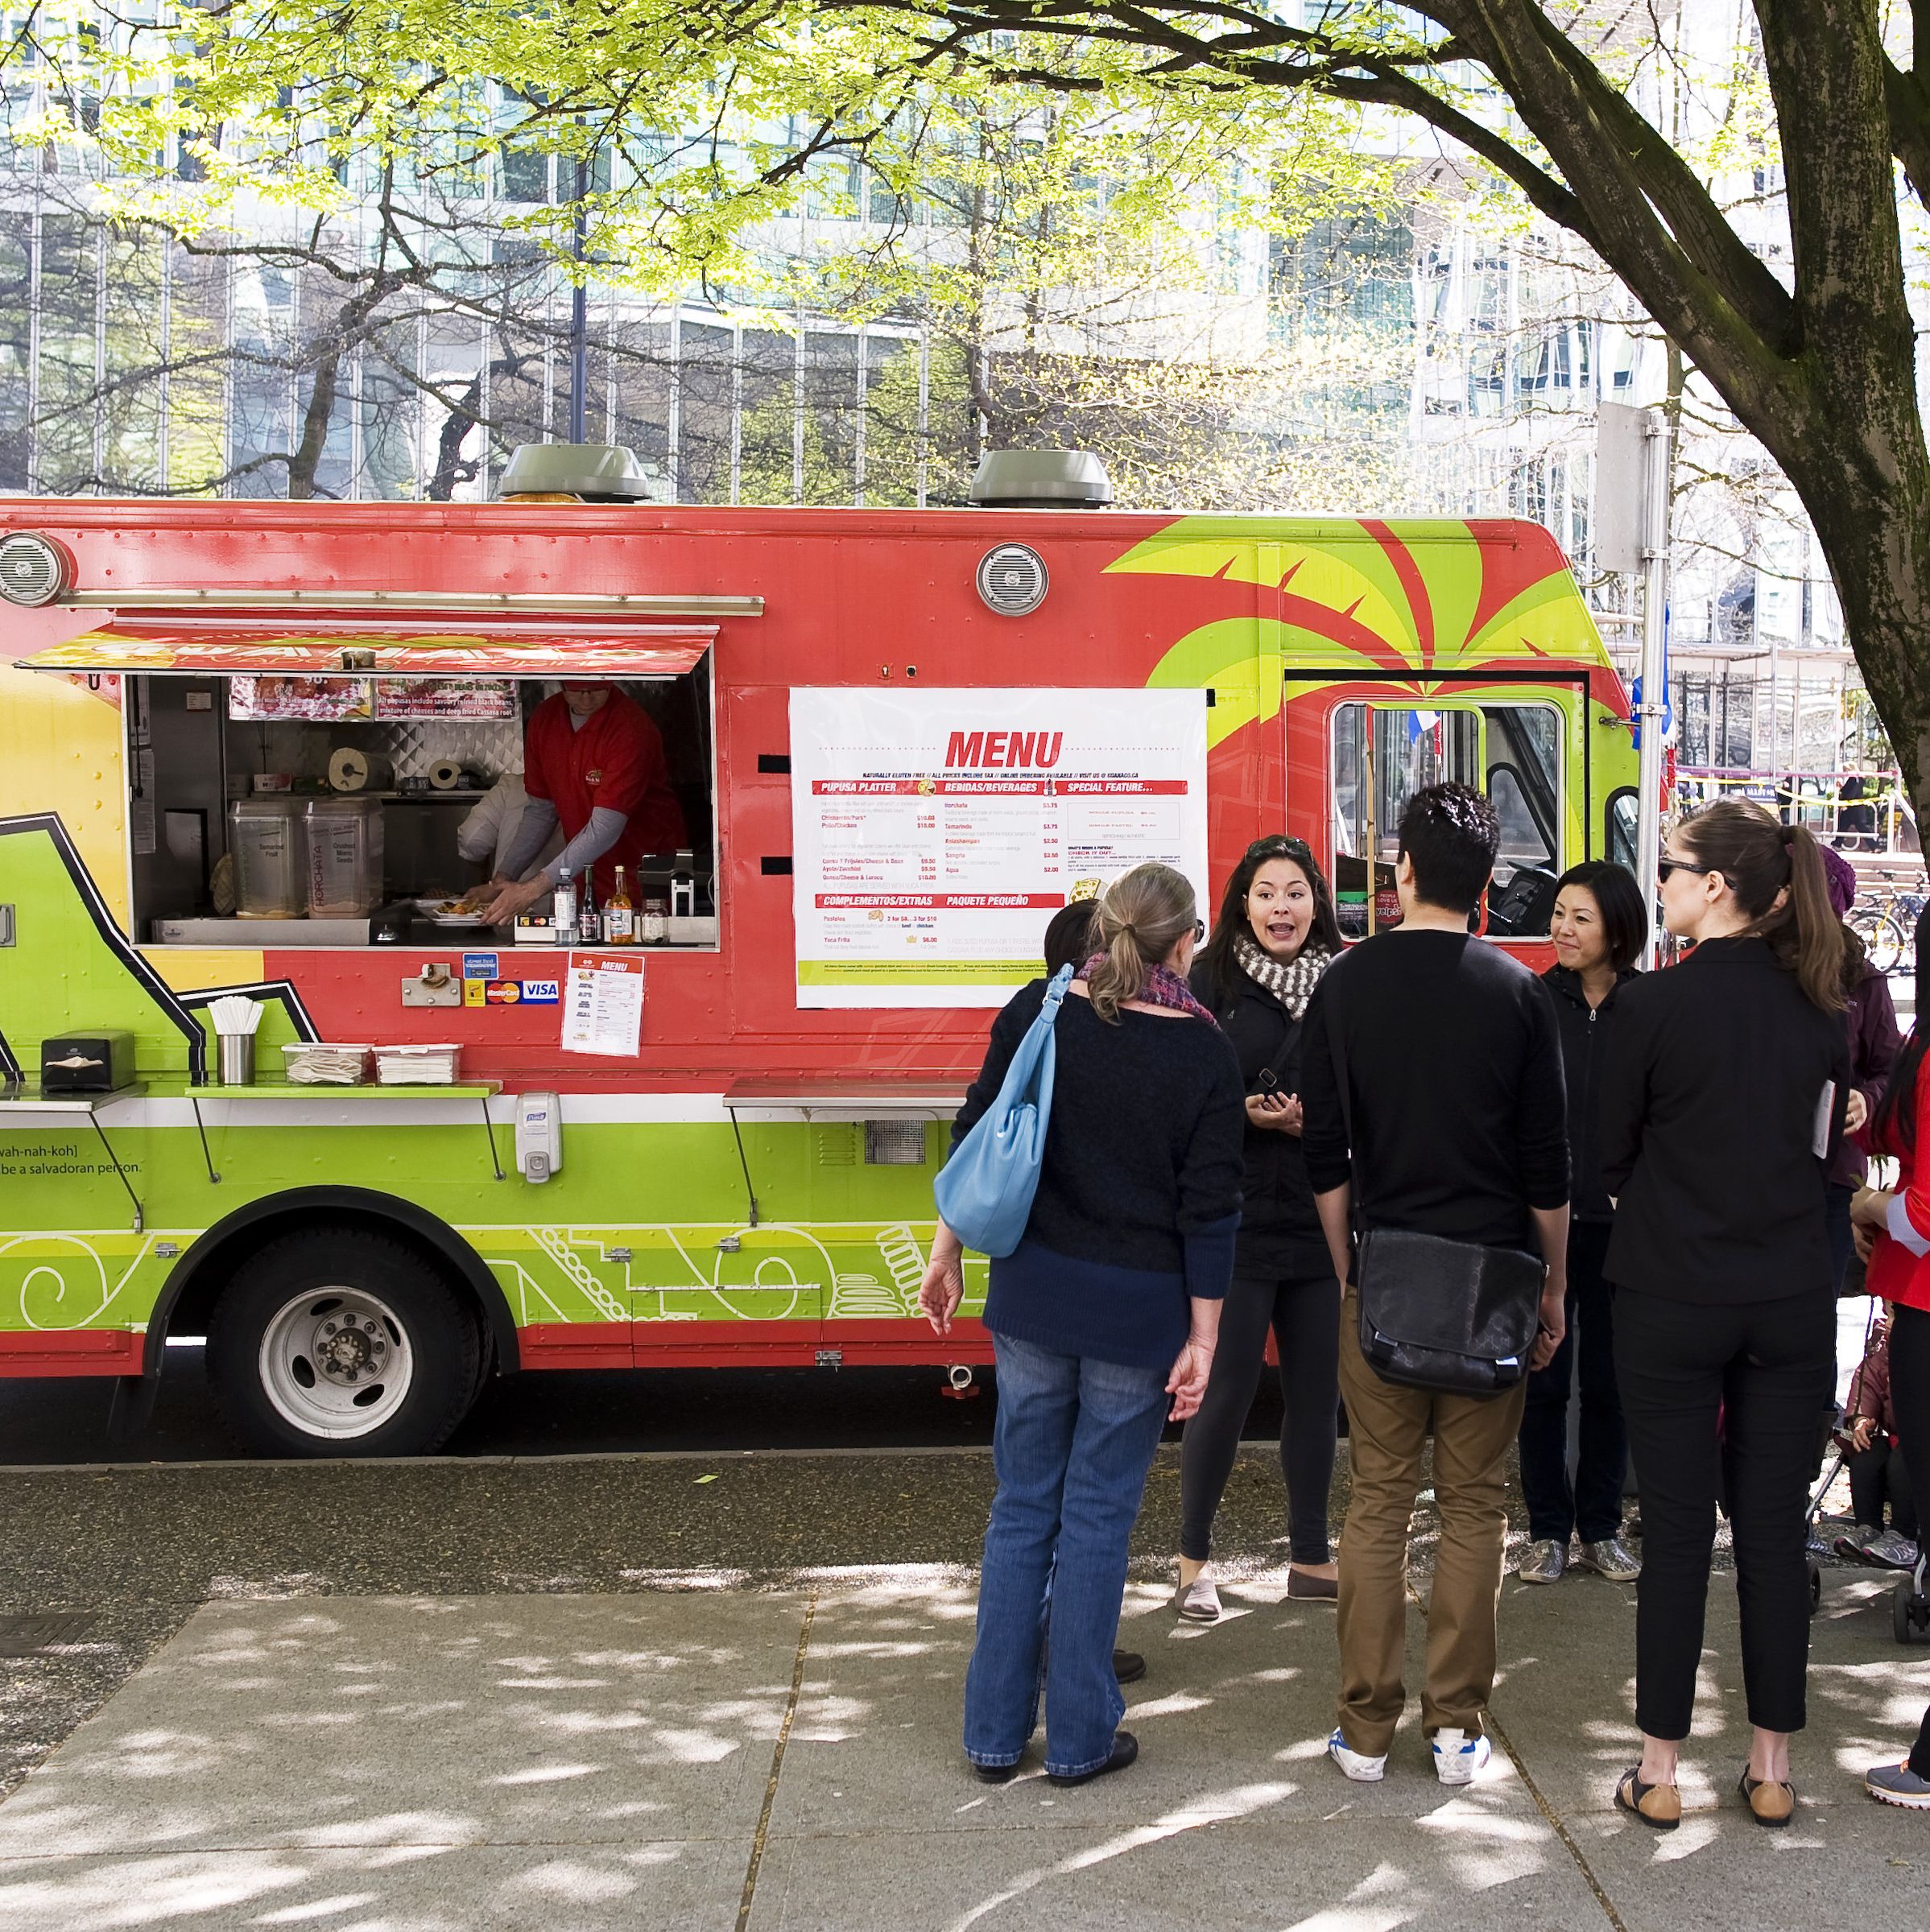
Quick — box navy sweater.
[949,980,1245,1369]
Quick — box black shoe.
[972,1757,1021,1784]
[1112,1649,1145,1683]
[1048,1731,1139,1788]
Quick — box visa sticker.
[518,980,560,1005]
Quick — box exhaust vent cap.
[500,443,660,503]
[976,543,1049,617]
[0,531,72,607]
[968,450,1114,509]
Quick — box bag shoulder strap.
[1041,961,1075,1019]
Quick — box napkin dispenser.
[41,1030,136,1094]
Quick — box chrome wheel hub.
[258,1289,415,1439]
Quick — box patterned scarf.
[1235,931,1330,1021]
[1078,952,1220,1024]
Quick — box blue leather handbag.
[934,964,1075,1257]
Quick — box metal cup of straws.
[209,994,264,1087]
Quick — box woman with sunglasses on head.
[1598,802,1849,1832]
[1516,861,1648,1589]
[1171,835,1347,1620]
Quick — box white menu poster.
[562,952,646,1055]
[789,687,1209,1009]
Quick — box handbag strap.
[1041,960,1075,1018]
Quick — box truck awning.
[14,621,717,679]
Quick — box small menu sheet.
[562,952,645,1057]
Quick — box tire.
[1858,913,1905,975]
[1898,1578,1916,1645]
[206,1227,481,1458]
[1808,1561,1822,1616]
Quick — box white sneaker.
[1328,1728,1387,1783]
[1432,1728,1492,1785]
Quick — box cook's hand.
[480,875,552,926]
[1528,1282,1567,1373]
[1846,1088,1870,1134]
[1165,1339,1214,1421]
[458,877,512,911]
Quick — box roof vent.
[968,450,1114,510]
[977,543,1049,617]
[499,443,660,503]
[0,531,71,607]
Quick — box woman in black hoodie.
[1173,835,1347,1617]
[1517,861,1648,1587]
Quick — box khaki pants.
[1335,1286,1527,1756]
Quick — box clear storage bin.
[304,796,385,918]
[229,799,307,919]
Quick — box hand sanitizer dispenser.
[515,1092,562,1183]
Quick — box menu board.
[789,687,1209,1009]
[228,676,518,722]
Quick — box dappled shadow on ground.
[2,1532,1930,1926]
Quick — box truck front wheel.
[206,1228,481,1458]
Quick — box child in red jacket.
[1835,1312,1920,1570]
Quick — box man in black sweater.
[1300,783,1570,1788]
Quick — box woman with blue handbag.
[919,861,1245,1787]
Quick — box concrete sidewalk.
[0,1568,1927,1930]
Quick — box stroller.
[1801,1299,1930,1639]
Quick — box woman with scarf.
[1172,835,1346,1620]
[920,861,1244,1787]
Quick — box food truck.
[0,451,1639,1455]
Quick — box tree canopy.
[20,1,1930,800]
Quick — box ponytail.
[1677,801,1845,1011]
[1779,824,1848,1012]
[1086,862,1196,1024]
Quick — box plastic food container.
[229,799,307,919]
[281,1042,371,1085]
[304,796,385,917]
[372,1043,461,1085]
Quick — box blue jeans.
[964,1333,1170,1778]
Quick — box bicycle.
[1850,878,1926,975]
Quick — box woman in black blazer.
[1173,834,1346,1618]
[1598,802,1849,1831]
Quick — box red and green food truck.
[0,454,1639,1454]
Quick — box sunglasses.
[1245,835,1313,862]
[1194,919,1206,942]
[1656,855,1717,883]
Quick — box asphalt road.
[0,1344,1287,1464]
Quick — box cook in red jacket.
[480,683,687,923]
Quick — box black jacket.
[1189,957,1333,1278]
[1600,936,1850,1302]
[1542,964,1636,1223]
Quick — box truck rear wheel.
[206,1228,481,1458]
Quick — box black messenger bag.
[1353,1228,1546,1397]
[1329,1017,1547,1398]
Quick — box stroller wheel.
[1895,1575,1929,1644]
[1809,1561,1822,1616]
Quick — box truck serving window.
[1329,699,1564,938]
[118,664,718,951]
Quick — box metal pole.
[1633,410,1671,967]
[569,154,589,444]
